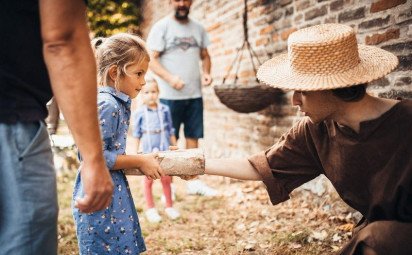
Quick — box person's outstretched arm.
[40,0,113,213]
[205,158,262,181]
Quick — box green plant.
[87,0,142,37]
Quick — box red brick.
[294,13,303,22]
[371,0,407,13]
[285,6,294,16]
[207,22,221,32]
[325,16,337,23]
[382,41,412,53]
[394,76,412,86]
[260,24,274,35]
[359,15,390,29]
[224,49,234,56]
[330,0,344,11]
[338,7,365,22]
[239,70,256,78]
[397,54,412,71]
[296,0,311,11]
[280,0,293,6]
[142,0,411,161]
[211,37,222,44]
[305,6,328,21]
[256,37,269,46]
[281,28,297,41]
[365,29,400,45]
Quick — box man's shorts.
[160,98,203,140]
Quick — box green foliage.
[87,0,142,37]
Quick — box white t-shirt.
[147,15,210,100]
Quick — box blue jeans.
[0,121,57,255]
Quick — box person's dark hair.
[332,84,366,102]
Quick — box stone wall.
[140,0,412,158]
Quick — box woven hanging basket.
[213,0,284,113]
[213,83,283,113]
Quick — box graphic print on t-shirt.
[171,36,199,51]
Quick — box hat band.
[289,33,361,75]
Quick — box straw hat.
[257,23,398,91]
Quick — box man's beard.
[175,7,190,20]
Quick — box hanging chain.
[222,0,262,85]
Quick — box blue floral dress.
[72,86,146,254]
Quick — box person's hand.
[170,75,185,90]
[75,160,113,213]
[138,153,164,180]
[202,73,212,86]
[169,145,179,151]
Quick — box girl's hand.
[138,153,164,180]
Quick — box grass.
[57,169,355,254]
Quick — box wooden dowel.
[124,148,205,176]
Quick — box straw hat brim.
[257,45,399,91]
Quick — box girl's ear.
[108,65,118,83]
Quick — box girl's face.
[292,90,338,123]
[116,58,149,99]
[142,82,159,107]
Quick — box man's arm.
[200,48,212,85]
[40,0,113,213]
[149,51,185,90]
[205,158,262,181]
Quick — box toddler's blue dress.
[131,103,175,153]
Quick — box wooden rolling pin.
[124,148,205,176]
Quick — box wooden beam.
[124,148,205,176]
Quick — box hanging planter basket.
[213,0,283,114]
[214,83,282,113]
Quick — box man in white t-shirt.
[147,0,217,196]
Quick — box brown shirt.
[249,99,412,223]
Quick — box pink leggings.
[143,176,173,208]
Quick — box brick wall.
[141,0,412,158]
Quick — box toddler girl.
[72,33,164,254]
[133,80,180,223]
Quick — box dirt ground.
[57,169,358,255]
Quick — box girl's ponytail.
[91,37,105,50]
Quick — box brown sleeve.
[248,119,322,205]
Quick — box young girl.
[132,80,180,223]
[72,33,164,254]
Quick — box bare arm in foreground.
[40,0,113,213]
[205,158,262,181]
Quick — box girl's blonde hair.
[91,33,150,87]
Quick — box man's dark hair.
[332,84,366,102]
